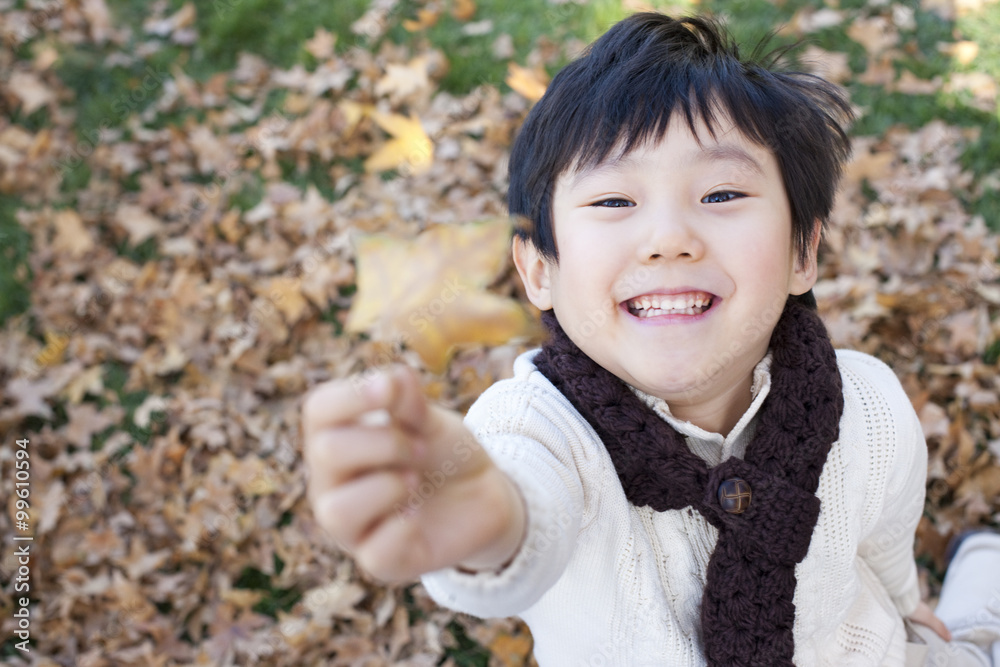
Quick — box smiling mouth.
[625,291,715,318]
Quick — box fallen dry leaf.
[8,70,56,114]
[114,203,162,246]
[255,276,311,325]
[847,15,899,56]
[345,218,538,372]
[489,631,534,666]
[949,40,980,66]
[36,330,70,367]
[337,99,370,136]
[800,45,852,84]
[81,0,113,43]
[895,70,941,95]
[403,8,440,31]
[506,62,548,102]
[945,72,998,111]
[452,0,477,21]
[375,55,433,102]
[3,1,999,663]
[364,110,435,174]
[305,27,336,60]
[52,209,95,258]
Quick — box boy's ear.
[790,219,822,296]
[512,237,554,311]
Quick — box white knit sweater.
[421,348,927,666]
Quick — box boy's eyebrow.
[693,143,766,177]
[565,141,766,190]
[565,153,637,190]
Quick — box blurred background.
[2,0,1000,664]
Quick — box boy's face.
[514,113,819,416]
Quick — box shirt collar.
[628,352,773,466]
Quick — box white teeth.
[628,294,712,317]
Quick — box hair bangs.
[560,52,741,182]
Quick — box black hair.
[508,13,854,267]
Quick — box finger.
[302,376,387,436]
[932,617,952,642]
[910,607,953,643]
[311,469,414,551]
[305,425,417,489]
[303,366,427,436]
[379,365,430,435]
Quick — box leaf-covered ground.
[1,0,1000,664]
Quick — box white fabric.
[907,620,992,667]
[920,532,1000,666]
[422,348,927,666]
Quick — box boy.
[303,13,1000,666]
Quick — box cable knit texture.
[531,300,843,666]
[421,316,926,666]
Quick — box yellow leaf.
[506,62,548,102]
[950,40,980,66]
[345,219,539,372]
[451,0,477,21]
[364,111,434,175]
[489,631,533,667]
[36,331,70,367]
[338,99,370,135]
[403,8,440,31]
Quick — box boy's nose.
[637,213,706,263]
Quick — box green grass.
[0,196,33,324]
[191,0,369,73]
[390,0,633,92]
[443,619,493,666]
[958,1,1000,84]
[233,558,303,618]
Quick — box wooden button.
[718,478,751,514]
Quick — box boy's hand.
[302,365,526,583]
[907,600,952,642]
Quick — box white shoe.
[936,531,1000,653]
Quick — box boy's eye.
[701,191,745,204]
[591,198,634,208]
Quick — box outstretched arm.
[302,365,526,582]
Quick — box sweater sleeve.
[846,351,928,618]
[420,368,588,619]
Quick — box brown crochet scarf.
[533,299,844,666]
